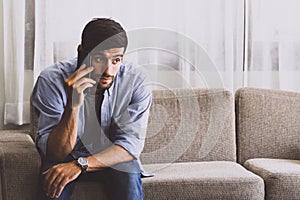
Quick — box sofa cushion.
[30,88,236,164]
[141,89,236,164]
[143,161,263,200]
[71,161,264,200]
[31,88,236,164]
[244,158,300,200]
[235,88,300,164]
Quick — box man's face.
[90,47,125,90]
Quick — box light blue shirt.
[31,58,152,172]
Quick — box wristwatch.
[77,157,88,173]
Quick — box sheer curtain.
[34,0,243,88]
[2,0,33,125]
[245,0,300,92]
[3,0,242,125]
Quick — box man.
[31,18,152,200]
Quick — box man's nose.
[102,62,113,74]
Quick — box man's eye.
[94,57,106,63]
[112,58,121,64]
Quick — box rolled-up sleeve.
[113,78,152,159]
[31,76,65,157]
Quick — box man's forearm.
[46,64,95,162]
[86,145,134,172]
[46,107,80,162]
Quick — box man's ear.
[77,44,82,53]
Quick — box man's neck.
[95,88,105,95]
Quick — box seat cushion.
[71,161,264,200]
[142,161,264,200]
[244,158,300,200]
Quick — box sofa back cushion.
[140,88,236,164]
[235,88,300,164]
[31,88,236,164]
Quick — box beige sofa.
[0,87,299,199]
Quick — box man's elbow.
[114,144,135,162]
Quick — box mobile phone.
[77,51,93,93]
[85,55,92,79]
[85,55,93,94]
[77,50,92,75]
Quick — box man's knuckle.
[52,182,58,188]
[65,81,72,87]
[56,174,62,180]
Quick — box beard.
[97,73,115,90]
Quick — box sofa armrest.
[0,132,41,200]
[235,87,300,164]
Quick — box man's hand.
[42,161,81,199]
[64,64,95,108]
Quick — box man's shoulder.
[118,62,134,75]
[39,58,77,81]
[116,62,152,94]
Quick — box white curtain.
[3,0,243,125]
[34,0,243,88]
[245,0,300,92]
[2,0,33,125]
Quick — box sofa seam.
[235,89,242,164]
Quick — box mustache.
[100,73,114,79]
[91,73,113,79]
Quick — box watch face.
[78,157,88,166]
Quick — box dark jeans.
[39,156,143,200]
